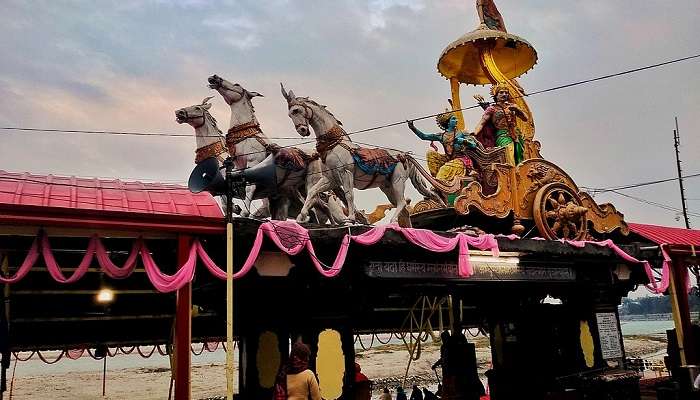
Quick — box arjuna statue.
[473,82,529,166]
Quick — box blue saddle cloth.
[352,147,398,176]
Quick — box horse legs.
[379,186,398,219]
[388,167,410,227]
[296,176,332,223]
[338,170,356,224]
[241,184,256,217]
[272,196,290,220]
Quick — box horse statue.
[207,75,349,223]
[281,83,445,227]
[175,96,230,210]
[207,74,273,217]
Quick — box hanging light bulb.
[96,287,115,304]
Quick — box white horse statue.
[175,96,230,209]
[281,84,444,227]
[207,75,349,223]
[207,74,271,217]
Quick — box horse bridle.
[179,108,207,129]
[214,81,245,106]
[290,101,314,132]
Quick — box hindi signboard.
[596,312,623,359]
[363,259,575,281]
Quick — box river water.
[620,319,675,335]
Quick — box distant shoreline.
[620,312,699,322]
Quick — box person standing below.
[273,342,322,400]
[473,83,529,166]
[409,385,423,400]
[380,387,393,400]
[354,362,372,400]
[396,386,408,400]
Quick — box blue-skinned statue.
[407,110,479,184]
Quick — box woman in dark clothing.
[396,386,408,400]
[409,385,423,400]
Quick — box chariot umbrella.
[436,0,537,133]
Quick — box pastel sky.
[1,0,699,227]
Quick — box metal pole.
[673,117,691,228]
[102,356,107,397]
[224,158,235,400]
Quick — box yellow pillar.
[668,257,691,365]
[449,78,466,131]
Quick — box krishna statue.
[407,109,480,185]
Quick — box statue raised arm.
[473,82,528,165]
[407,110,479,184]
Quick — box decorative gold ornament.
[490,82,512,98]
[410,0,630,240]
[533,182,588,240]
[435,108,456,129]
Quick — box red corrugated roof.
[629,222,700,247]
[0,170,223,219]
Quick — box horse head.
[175,96,215,128]
[280,83,312,137]
[208,74,263,106]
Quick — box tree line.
[619,293,700,315]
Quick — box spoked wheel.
[533,183,588,240]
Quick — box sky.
[0,0,699,228]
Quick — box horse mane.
[202,108,224,137]
[297,97,343,126]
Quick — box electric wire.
[1,52,698,146]
[606,190,700,218]
[581,172,700,194]
[0,51,698,216]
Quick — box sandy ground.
[6,335,665,400]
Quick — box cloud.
[0,0,698,227]
[367,0,425,30]
[203,16,262,50]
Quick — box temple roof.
[629,222,700,248]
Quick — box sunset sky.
[1,0,698,226]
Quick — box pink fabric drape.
[233,221,349,278]
[140,239,198,293]
[0,231,201,292]
[196,221,499,280]
[0,235,41,284]
[3,223,667,294]
[502,235,664,294]
[562,238,664,294]
[0,222,501,289]
[386,224,498,277]
[95,239,140,279]
[42,235,97,284]
[195,241,227,280]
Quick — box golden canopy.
[437,28,538,85]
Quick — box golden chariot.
[408,0,629,241]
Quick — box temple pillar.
[669,256,695,365]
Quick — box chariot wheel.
[533,182,588,240]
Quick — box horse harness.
[317,125,406,190]
[226,121,319,188]
[194,140,227,164]
[226,121,274,156]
